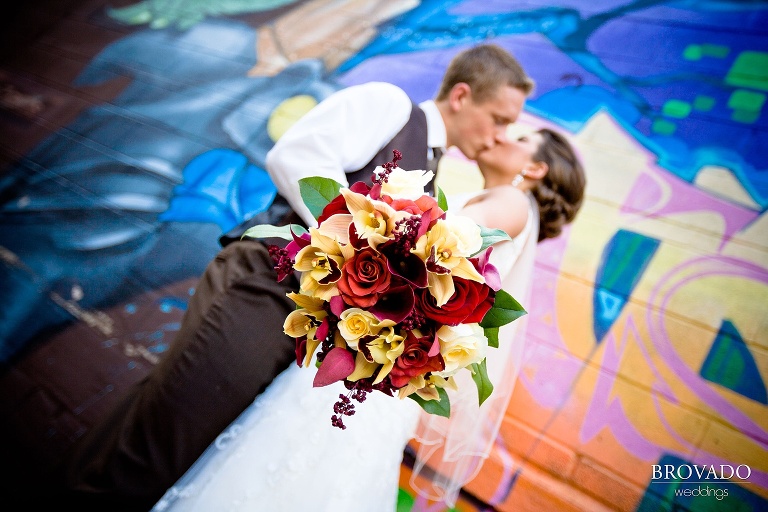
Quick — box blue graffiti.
[593,229,660,343]
[160,149,277,233]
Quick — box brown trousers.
[59,241,298,509]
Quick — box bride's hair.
[530,128,586,242]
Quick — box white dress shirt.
[266,81,446,226]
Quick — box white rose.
[433,323,488,377]
[379,167,434,200]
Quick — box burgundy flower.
[337,247,392,308]
[380,242,427,288]
[294,336,308,367]
[369,284,414,324]
[388,330,444,388]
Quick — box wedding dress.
[152,191,537,511]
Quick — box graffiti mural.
[0,0,766,510]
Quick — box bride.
[152,127,585,511]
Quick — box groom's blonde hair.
[436,44,534,103]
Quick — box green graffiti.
[693,95,715,112]
[726,51,768,92]
[396,488,415,512]
[652,118,676,135]
[108,0,299,30]
[684,44,703,61]
[728,89,765,124]
[683,43,729,61]
[663,99,692,119]
[701,43,730,58]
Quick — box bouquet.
[244,151,526,429]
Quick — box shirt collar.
[418,99,447,150]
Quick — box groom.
[58,44,533,509]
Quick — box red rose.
[337,247,392,308]
[388,330,444,388]
[418,277,494,326]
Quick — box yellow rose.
[433,323,488,378]
[337,309,395,348]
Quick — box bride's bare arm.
[457,185,530,239]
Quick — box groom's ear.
[449,82,471,112]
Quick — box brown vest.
[220,103,431,246]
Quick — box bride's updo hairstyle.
[530,128,586,242]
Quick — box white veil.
[409,196,539,506]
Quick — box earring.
[511,169,527,187]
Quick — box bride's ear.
[525,161,549,181]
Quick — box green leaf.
[484,326,499,349]
[299,177,343,220]
[437,186,449,212]
[241,223,307,241]
[470,359,494,406]
[480,289,527,328]
[409,387,450,417]
[474,226,512,255]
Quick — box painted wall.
[0,1,765,510]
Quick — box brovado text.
[652,464,751,481]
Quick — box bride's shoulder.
[489,186,530,238]
[462,185,530,239]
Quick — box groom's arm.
[265,82,411,226]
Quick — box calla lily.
[369,285,414,323]
[313,347,355,387]
[380,242,427,288]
